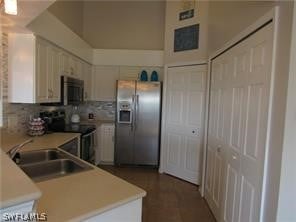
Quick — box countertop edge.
[0,190,42,209]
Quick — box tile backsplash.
[79,101,115,121]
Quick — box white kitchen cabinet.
[35,37,48,102]
[84,198,142,222]
[8,34,61,103]
[83,62,93,101]
[0,200,37,220]
[59,52,83,79]
[36,38,61,103]
[70,57,83,79]
[47,44,61,102]
[92,66,119,101]
[58,51,71,76]
[99,123,115,164]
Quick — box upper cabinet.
[35,38,61,103]
[8,33,91,104]
[92,66,119,101]
[70,57,83,79]
[9,34,61,103]
[83,63,93,101]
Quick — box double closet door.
[205,23,273,222]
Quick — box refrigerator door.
[134,82,161,166]
[115,80,136,165]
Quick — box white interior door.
[162,65,206,184]
[205,23,273,222]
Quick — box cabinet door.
[58,52,70,75]
[72,57,82,79]
[100,124,115,163]
[83,62,92,100]
[36,38,49,103]
[92,66,119,101]
[47,45,61,102]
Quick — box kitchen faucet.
[7,139,33,159]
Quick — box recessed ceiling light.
[4,0,18,15]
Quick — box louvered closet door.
[205,23,273,222]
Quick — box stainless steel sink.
[17,149,64,165]
[17,149,93,182]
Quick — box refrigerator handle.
[135,95,139,130]
[131,95,135,131]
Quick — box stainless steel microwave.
[61,76,84,106]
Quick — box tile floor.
[99,166,216,222]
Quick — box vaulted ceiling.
[47,0,166,50]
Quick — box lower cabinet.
[95,123,115,165]
[0,200,36,220]
[84,198,142,222]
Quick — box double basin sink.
[16,149,93,182]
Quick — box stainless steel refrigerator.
[115,80,161,166]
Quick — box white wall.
[261,2,294,222]
[208,1,274,54]
[83,1,165,50]
[47,0,84,38]
[276,3,296,221]
[27,11,93,63]
[164,1,209,64]
[93,49,164,67]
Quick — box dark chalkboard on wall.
[174,24,199,52]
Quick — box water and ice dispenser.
[118,102,132,123]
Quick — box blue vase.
[140,70,148,81]
[151,71,159,81]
